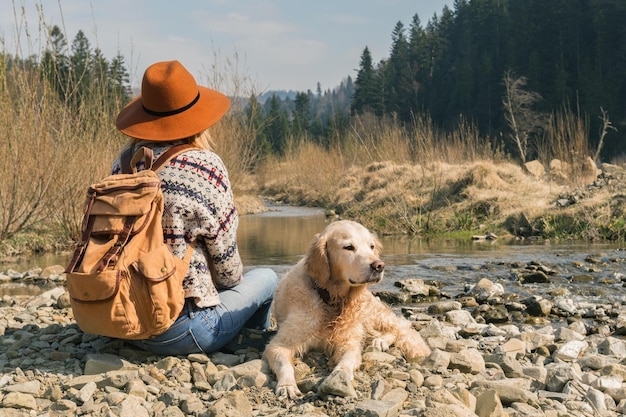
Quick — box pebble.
[2,264,626,416]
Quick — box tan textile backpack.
[65,144,196,340]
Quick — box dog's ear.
[305,233,330,286]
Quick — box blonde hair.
[191,129,215,150]
[121,129,214,153]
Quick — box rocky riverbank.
[1,262,626,417]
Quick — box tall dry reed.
[0,56,124,250]
[257,139,347,207]
[537,103,593,186]
[0,6,131,251]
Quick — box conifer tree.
[352,46,380,115]
[245,93,271,158]
[264,94,289,155]
[293,91,311,137]
[40,25,69,100]
[108,53,130,100]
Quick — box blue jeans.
[129,267,278,355]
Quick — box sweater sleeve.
[201,189,243,289]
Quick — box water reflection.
[238,206,622,266]
[237,206,508,266]
[237,205,329,266]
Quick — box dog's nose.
[371,260,385,272]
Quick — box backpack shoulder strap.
[120,147,134,174]
[152,143,199,173]
[129,147,155,172]
[126,143,199,174]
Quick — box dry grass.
[0,56,123,247]
[331,159,563,235]
[255,112,623,240]
[258,141,347,207]
[256,113,516,235]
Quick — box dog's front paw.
[275,383,302,399]
[371,337,391,352]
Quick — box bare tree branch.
[593,107,617,163]
[502,70,546,164]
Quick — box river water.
[237,205,626,305]
[3,204,626,302]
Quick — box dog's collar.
[310,278,332,305]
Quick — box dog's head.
[305,220,384,291]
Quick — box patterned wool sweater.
[112,141,243,308]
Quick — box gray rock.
[213,372,238,392]
[75,381,97,404]
[445,309,476,326]
[471,379,537,406]
[205,391,252,417]
[84,353,135,375]
[50,398,79,412]
[524,297,553,316]
[484,353,524,378]
[362,351,397,363]
[510,402,545,416]
[181,394,204,415]
[103,370,140,389]
[318,369,357,398]
[381,387,408,406]
[354,399,400,417]
[449,348,485,374]
[422,349,451,373]
[209,351,243,367]
[126,379,148,399]
[1,392,37,410]
[3,380,40,395]
[585,387,612,412]
[546,364,582,392]
[598,336,626,357]
[553,340,588,361]
[468,278,504,302]
[475,389,505,417]
[428,301,463,315]
[397,278,431,296]
[117,395,149,417]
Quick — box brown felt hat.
[116,60,230,141]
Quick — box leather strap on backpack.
[122,143,198,174]
[120,148,133,175]
[97,216,136,272]
[130,147,155,172]
[151,143,198,172]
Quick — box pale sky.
[2,0,452,94]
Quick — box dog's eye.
[370,244,375,250]
[344,244,355,251]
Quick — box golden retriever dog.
[264,220,431,399]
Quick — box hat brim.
[116,86,230,141]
